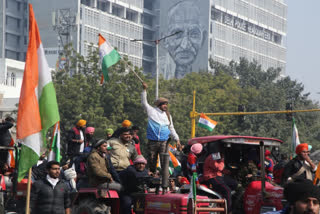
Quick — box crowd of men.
[1,82,320,214]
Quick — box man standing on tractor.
[86,139,121,190]
[141,82,180,174]
[67,119,87,159]
[282,143,317,185]
[107,127,138,173]
[264,179,320,214]
[0,116,15,164]
[30,161,71,214]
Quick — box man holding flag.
[141,82,180,174]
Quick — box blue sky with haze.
[287,1,320,102]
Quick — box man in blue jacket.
[141,82,180,173]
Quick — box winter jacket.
[30,178,71,214]
[203,154,225,181]
[282,156,315,184]
[0,121,13,146]
[141,90,179,141]
[108,138,138,171]
[67,126,85,156]
[119,165,149,194]
[87,149,113,187]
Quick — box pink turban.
[85,127,95,134]
[133,155,147,164]
[191,143,203,155]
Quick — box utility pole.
[52,8,77,75]
[131,31,182,99]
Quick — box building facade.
[0,58,24,118]
[149,0,287,79]
[29,0,287,78]
[30,0,144,70]
[211,0,287,72]
[0,0,29,61]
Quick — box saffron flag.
[48,122,61,162]
[7,138,15,168]
[292,118,300,153]
[17,4,60,181]
[198,113,217,131]
[99,34,121,83]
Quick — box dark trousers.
[147,140,168,173]
[120,194,133,214]
[208,175,237,212]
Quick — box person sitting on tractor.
[203,152,238,214]
[119,155,149,214]
[187,143,203,185]
[87,139,121,191]
[258,149,274,181]
[282,143,317,185]
[107,127,138,173]
[264,179,320,214]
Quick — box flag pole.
[25,168,32,214]
[124,60,144,83]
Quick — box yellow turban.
[121,120,132,127]
[77,119,86,127]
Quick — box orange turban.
[121,120,132,127]
[76,119,86,127]
[295,143,308,155]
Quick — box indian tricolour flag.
[198,113,217,132]
[168,144,181,174]
[48,122,61,162]
[99,34,121,83]
[292,117,300,153]
[17,4,60,181]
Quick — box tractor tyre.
[72,198,111,214]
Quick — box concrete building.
[30,0,144,70]
[0,58,25,118]
[29,0,287,78]
[0,0,29,61]
[145,0,287,79]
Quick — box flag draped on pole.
[7,138,15,168]
[48,122,61,162]
[168,145,181,174]
[198,113,218,131]
[292,117,300,153]
[17,4,60,181]
[98,34,121,83]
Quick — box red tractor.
[72,135,284,214]
[188,135,284,214]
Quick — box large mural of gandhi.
[159,0,207,79]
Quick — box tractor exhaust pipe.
[259,141,266,201]
[160,152,170,194]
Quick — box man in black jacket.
[67,119,86,159]
[0,116,15,164]
[119,155,149,214]
[282,143,316,185]
[30,161,71,214]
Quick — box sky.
[286,1,320,103]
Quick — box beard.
[292,206,317,214]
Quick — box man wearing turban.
[141,82,180,174]
[282,143,317,185]
[67,119,87,159]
